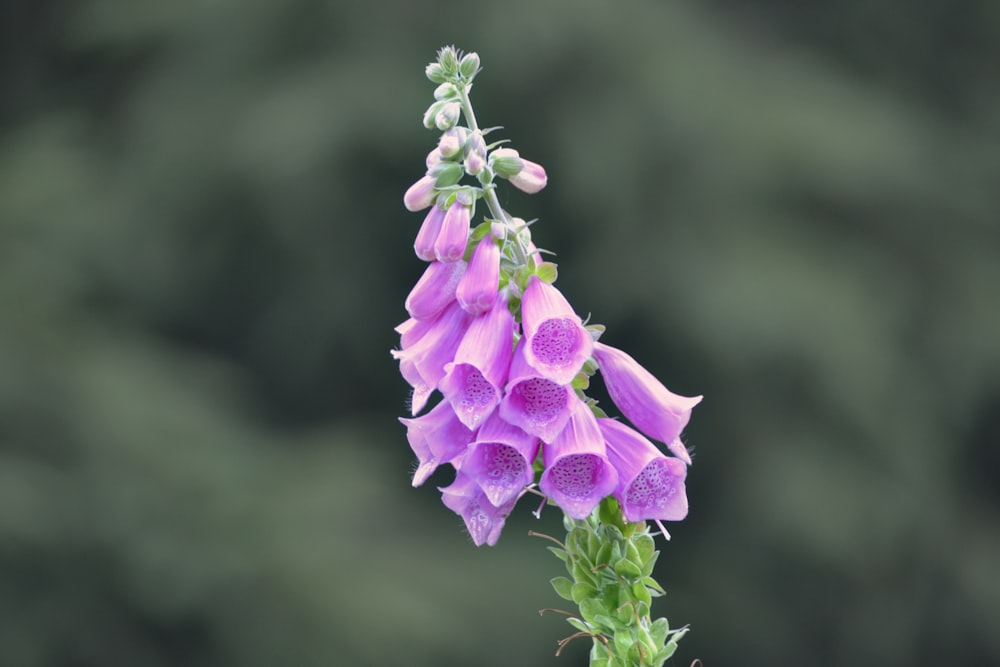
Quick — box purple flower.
[414,205,446,261]
[599,418,688,523]
[499,338,575,442]
[434,201,471,263]
[460,411,540,507]
[539,400,618,520]
[393,301,473,415]
[509,157,547,194]
[439,299,514,429]
[592,342,702,464]
[521,276,594,385]
[440,472,518,547]
[400,400,475,487]
[405,260,467,320]
[456,235,499,315]
[404,174,436,212]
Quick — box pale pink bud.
[509,157,547,194]
[404,175,436,212]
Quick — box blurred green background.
[2,0,999,665]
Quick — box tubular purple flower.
[521,276,594,385]
[405,260,467,320]
[440,471,518,547]
[599,418,688,523]
[461,411,540,507]
[509,157,547,194]
[434,201,471,263]
[456,235,499,315]
[413,204,446,261]
[404,174,437,212]
[392,301,473,415]
[592,342,702,464]
[400,400,475,487]
[500,338,576,442]
[439,299,515,429]
[539,400,618,520]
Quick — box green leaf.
[567,618,590,633]
[571,582,598,603]
[642,576,665,596]
[649,617,669,646]
[641,551,660,578]
[634,534,655,564]
[632,581,652,606]
[547,546,569,563]
[614,558,643,579]
[613,629,633,654]
[550,576,575,601]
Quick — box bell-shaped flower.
[414,204,446,261]
[500,338,576,442]
[400,400,475,487]
[592,342,702,464]
[521,276,594,385]
[404,174,436,212]
[405,260,466,320]
[439,299,514,429]
[392,301,473,414]
[599,418,688,523]
[461,411,540,507]
[456,235,499,315]
[434,201,471,263]
[440,471,518,547]
[539,400,618,520]
[491,148,547,194]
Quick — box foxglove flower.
[405,259,466,320]
[599,418,688,523]
[413,204,446,261]
[593,342,702,464]
[393,301,473,414]
[403,174,437,212]
[461,411,540,507]
[456,234,499,315]
[500,338,576,442]
[521,276,594,385]
[439,298,514,429]
[491,147,547,194]
[400,400,475,486]
[440,471,518,547]
[434,201,471,263]
[539,400,618,519]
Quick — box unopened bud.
[425,63,447,83]
[438,128,466,159]
[434,83,459,101]
[430,160,463,187]
[465,150,485,175]
[438,46,459,75]
[435,102,461,130]
[459,52,481,79]
[490,147,524,178]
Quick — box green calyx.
[542,499,688,667]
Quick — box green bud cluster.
[544,498,688,667]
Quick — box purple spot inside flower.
[455,368,496,414]
[478,443,526,498]
[548,454,601,498]
[530,318,580,369]
[625,459,680,512]
[511,378,566,425]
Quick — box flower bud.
[430,160,463,187]
[434,201,471,263]
[438,46,458,75]
[508,157,547,194]
[434,82,459,101]
[438,128,466,159]
[459,52,481,79]
[422,100,447,129]
[465,151,485,175]
[425,63,447,84]
[403,174,436,212]
[456,235,500,315]
[490,147,524,178]
[435,101,461,130]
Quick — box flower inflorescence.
[394,46,701,666]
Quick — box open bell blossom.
[439,298,515,430]
[405,259,467,320]
[400,400,476,487]
[521,276,594,385]
[393,301,473,415]
[592,341,702,464]
[456,234,500,315]
[434,201,471,263]
[499,337,576,442]
[599,418,688,525]
[461,411,540,507]
[539,400,618,520]
[440,471,518,547]
[403,174,437,212]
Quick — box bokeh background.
[3,1,999,665]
